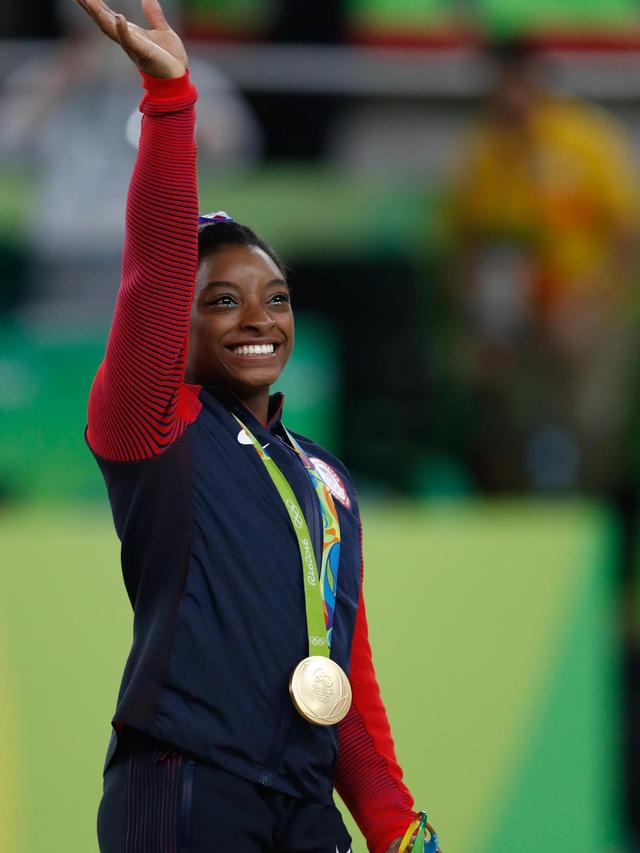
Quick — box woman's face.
[186,243,294,394]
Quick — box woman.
[79,1,437,850]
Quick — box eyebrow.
[202,279,288,290]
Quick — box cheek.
[188,315,220,364]
[280,312,294,341]
[188,315,204,351]
[190,311,226,343]
[286,319,295,352]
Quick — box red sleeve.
[334,518,418,853]
[86,70,202,462]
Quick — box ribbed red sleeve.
[87,70,202,462]
[334,517,418,853]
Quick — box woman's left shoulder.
[290,432,358,514]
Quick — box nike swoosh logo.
[236,428,270,452]
[336,847,352,853]
[237,429,253,446]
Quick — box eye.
[207,293,237,307]
[269,292,290,305]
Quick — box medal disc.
[289,656,352,726]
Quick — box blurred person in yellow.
[447,38,640,494]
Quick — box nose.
[240,298,276,333]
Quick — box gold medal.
[289,656,352,726]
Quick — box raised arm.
[82,0,201,461]
[334,518,419,853]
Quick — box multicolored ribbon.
[283,427,341,648]
[232,415,342,652]
[398,812,440,853]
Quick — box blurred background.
[3,0,640,851]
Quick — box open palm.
[74,0,187,78]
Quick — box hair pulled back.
[198,221,287,281]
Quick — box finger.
[141,0,169,29]
[115,17,167,65]
[114,13,129,45]
[81,0,120,39]
[84,0,116,18]
[90,0,119,15]
[114,14,146,51]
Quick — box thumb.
[114,15,149,61]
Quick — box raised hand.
[73,0,188,78]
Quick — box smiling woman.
[78,1,437,852]
[186,228,294,416]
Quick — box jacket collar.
[205,385,285,436]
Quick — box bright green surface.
[348,503,620,852]
[0,502,620,852]
[482,511,621,850]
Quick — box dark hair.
[198,221,287,281]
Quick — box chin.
[232,369,282,389]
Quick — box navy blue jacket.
[96,388,361,802]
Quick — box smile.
[230,343,277,356]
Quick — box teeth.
[233,344,275,356]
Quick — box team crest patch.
[310,458,351,509]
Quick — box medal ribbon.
[398,812,440,853]
[282,427,341,648]
[233,415,341,657]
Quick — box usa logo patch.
[310,458,351,509]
